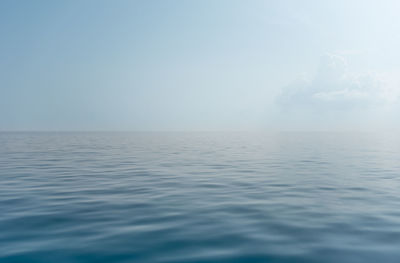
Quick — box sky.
[1,0,400,131]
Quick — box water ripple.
[1,132,400,262]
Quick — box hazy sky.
[1,0,400,131]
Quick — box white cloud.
[277,53,399,111]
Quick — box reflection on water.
[1,132,400,262]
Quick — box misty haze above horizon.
[1,0,400,131]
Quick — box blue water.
[1,132,400,263]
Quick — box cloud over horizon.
[277,53,399,111]
[274,53,400,130]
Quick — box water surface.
[1,132,400,262]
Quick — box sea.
[1,132,400,263]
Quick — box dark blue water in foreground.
[1,132,400,263]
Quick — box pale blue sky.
[1,0,399,131]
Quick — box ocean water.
[1,132,400,263]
